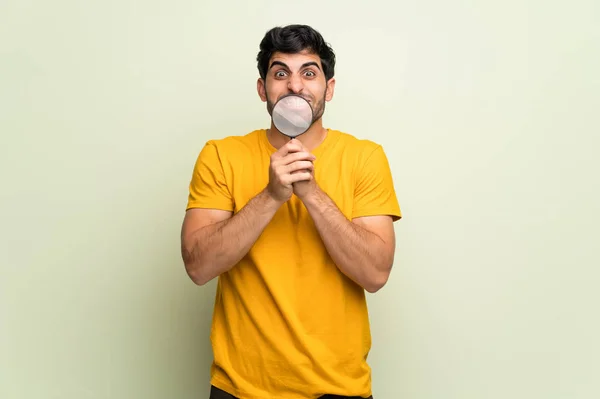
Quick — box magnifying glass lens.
[272,95,313,138]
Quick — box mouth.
[280,95,311,110]
[282,94,311,103]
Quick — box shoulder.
[190,130,266,174]
[329,129,386,160]
[195,129,266,168]
[204,129,266,154]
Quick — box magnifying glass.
[271,94,313,138]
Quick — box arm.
[181,188,281,285]
[181,139,315,286]
[301,188,396,293]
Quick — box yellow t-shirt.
[186,128,401,399]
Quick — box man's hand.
[267,139,316,203]
[291,139,319,200]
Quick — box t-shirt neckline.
[260,128,338,158]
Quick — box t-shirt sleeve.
[186,141,234,212]
[352,145,402,221]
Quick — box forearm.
[302,188,392,292]
[183,189,281,285]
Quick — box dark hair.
[256,24,336,81]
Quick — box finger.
[285,160,314,174]
[276,140,304,157]
[290,138,309,152]
[271,145,302,162]
[280,151,316,165]
[284,172,312,184]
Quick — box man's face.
[258,50,335,125]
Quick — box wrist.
[300,185,323,208]
[260,187,286,210]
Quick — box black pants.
[210,385,373,399]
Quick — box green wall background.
[1,1,598,398]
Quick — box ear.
[257,78,267,102]
[325,77,336,101]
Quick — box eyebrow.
[269,61,322,71]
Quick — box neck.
[267,119,327,151]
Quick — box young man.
[181,24,401,399]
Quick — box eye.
[304,70,316,77]
[275,70,288,78]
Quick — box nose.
[287,74,304,94]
